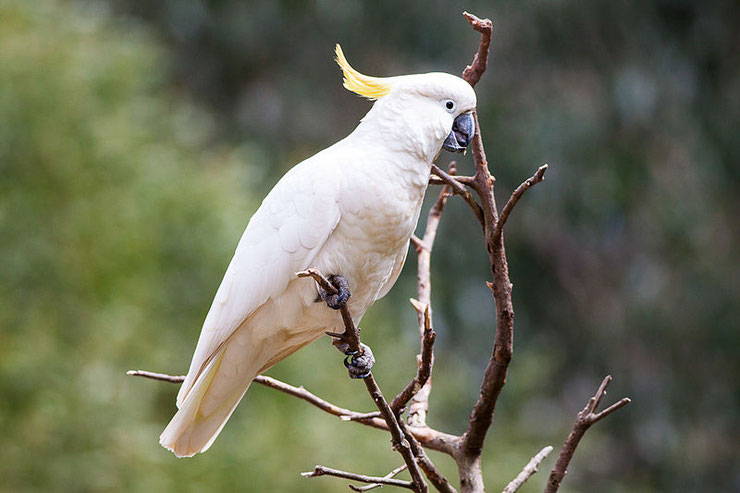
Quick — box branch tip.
[545,376,631,492]
[494,165,549,239]
[502,445,554,493]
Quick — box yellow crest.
[335,44,392,100]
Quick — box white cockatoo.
[160,45,476,457]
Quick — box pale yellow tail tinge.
[159,349,255,457]
[159,313,324,457]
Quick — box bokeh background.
[1,1,738,491]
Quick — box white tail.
[159,346,257,457]
[159,299,325,457]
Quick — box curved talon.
[319,274,352,310]
[332,339,353,355]
[343,343,375,379]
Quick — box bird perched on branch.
[160,44,476,457]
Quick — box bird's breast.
[311,161,427,317]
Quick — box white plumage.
[159,49,477,457]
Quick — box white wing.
[176,155,342,405]
[376,244,409,300]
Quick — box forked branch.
[349,464,409,492]
[494,164,548,239]
[301,465,414,490]
[545,375,631,492]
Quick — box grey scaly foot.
[343,343,375,379]
[318,274,351,310]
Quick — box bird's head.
[336,45,477,160]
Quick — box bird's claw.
[319,274,351,310]
[343,343,374,379]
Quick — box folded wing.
[176,158,342,406]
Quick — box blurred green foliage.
[1,0,738,492]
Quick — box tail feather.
[159,348,256,457]
[160,305,327,457]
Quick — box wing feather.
[176,158,341,406]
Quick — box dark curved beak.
[442,112,475,153]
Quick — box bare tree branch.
[493,164,548,240]
[502,445,553,493]
[296,267,429,493]
[404,161,455,428]
[128,370,377,422]
[296,267,337,295]
[410,234,424,252]
[362,373,429,492]
[365,389,425,490]
[545,376,631,493]
[429,174,476,187]
[461,12,493,87]
[453,12,523,493]
[349,465,408,492]
[430,164,484,228]
[126,370,184,383]
[459,16,511,460]
[127,369,459,456]
[302,465,415,490]
[400,420,459,493]
[390,303,435,414]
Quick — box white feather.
[175,155,343,407]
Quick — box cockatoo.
[160,45,476,457]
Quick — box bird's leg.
[327,334,375,379]
[319,274,375,379]
[317,274,351,310]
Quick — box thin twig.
[349,464,409,492]
[133,296,426,493]
[501,445,553,493]
[390,303,435,414]
[545,376,631,493]
[493,164,548,240]
[429,175,476,187]
[126,370,184,383]
[302,465,414,490]
[296,267,337,295]
[430,164,485,228]
[410,234,424,252]
[127,369,459,455]
[128,371,377,422]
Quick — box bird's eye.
[445,100,455,111]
